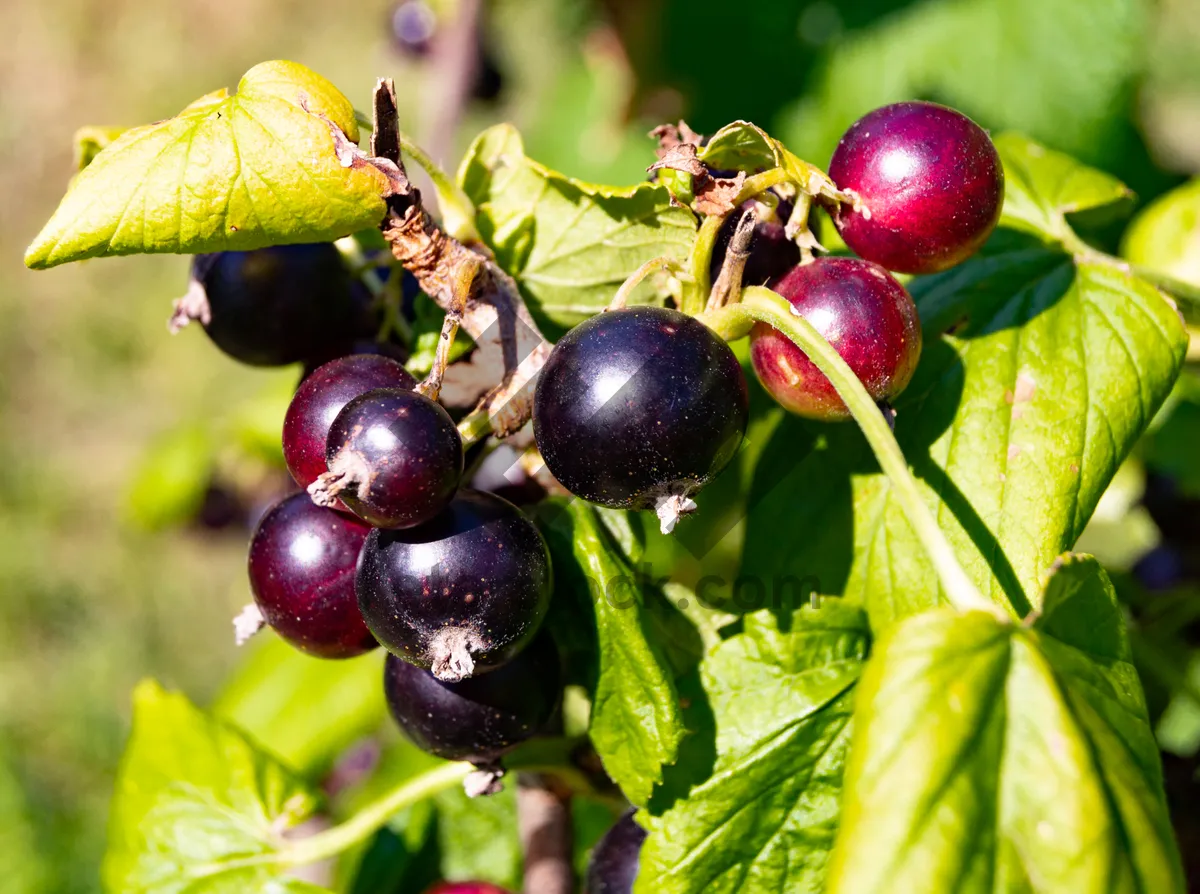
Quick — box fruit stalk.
[516,773,574,894]
[701,286,1005,619]
[371,79,552,438]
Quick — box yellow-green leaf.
[26,60,389,270]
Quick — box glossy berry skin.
[709,197,800,287]
[197,244,360,366]
[751,257,921,420]
[247,493,376,658]
[383,630,561,763]
[828,101,1004,274]
[357,490,552,678]
[323,388,462,529]
[586,811,646,894]
[533,307,749,511]
[284,355,417,495]
[424,885,512,894]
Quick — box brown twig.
[372,79,552,439]
[706,206,756,311]
[516,773,574,894]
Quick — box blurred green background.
[6,0,1200,890]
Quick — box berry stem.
[682,214,724,315]
[700,286,1006,619]
[607,256,688,311]
[278,761,472,868]
[396,133,481,245]
[416,309,462,401]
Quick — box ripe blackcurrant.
[383,630,561,763]
[311,388,462,529]
[182,244,363,366]
[356,489,552,680]
[533,306,748,532]
[247,493,376,659]
[828,101,1004,274]
[709,196,800,287]
[585,811,647,894]
[284,355,417,499]
[751,257,921,420]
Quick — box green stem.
[610,256,688,310]
[280,762,471,867]
[457,405,495,448]
[398,134,481,245]
[700,286,1004,619]
[683,215,724,315]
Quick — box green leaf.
[783,0,1146,174]
[213,637,387,779]
[431,785,522,891]
[457,124,696,332]
[75,125,127,171]
[636,602,870,894]
[739,140,1186,628]
[537,499,686,806]
[26,60,389,269]
[104,680,325,894]
[995,133,1135,243]
[828,559,1183,894]
[1123,177,1200,288]
[122,424,215,531]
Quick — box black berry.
[585,811,647,894]
[189,244,362,366]
[751,257,921,420]
[284,355,417,498]
[312,388,462,529]
[383,630,561,763]
[828,101,1004,274]
[533,306,748,532]
[247,493,376,659]
[356,490,552,680]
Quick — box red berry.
[829,101,1004,274]
[247,493,376,658]
[750,257,921,420]
[283,354,416,500]
[424,882,513,894]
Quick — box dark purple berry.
[533,307,748,532]
[192,244,362,366]
[356,490,552,680]
[383,630,561,763]
[828,101,1004,274]
[284,355,417,498]
[709,196,801,287]
[753,256,921,420]
[751,257,921,420]
[313,388,462,529]
[247,493,376,659]
[586,811,646,894]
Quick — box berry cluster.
[177,242,559,790]
[746,101,1001,421]
[170,98,1000,892]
